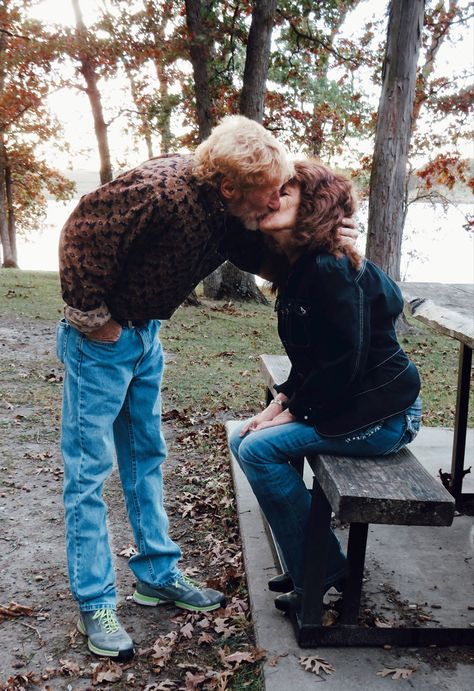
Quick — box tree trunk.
[240,0,277,123]
[184,0,213,141]
[5,151,17,264]
[126,67,154,159]
[72,0,113,185]
[0,139,17,268]
[203,263,268,304]
[366,0,425,280]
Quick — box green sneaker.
[77,608,134,660]
[133,575,225,612]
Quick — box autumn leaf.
[118,544,138,558]
[91,660,123,684]
[376,667,416,680]
[0,602,34,620]
[150,631,178,669]
[59,658,81,676]
[180,622,194,639]
[299,655,335,677]
[197,631,214,645]
[267,652,288,667]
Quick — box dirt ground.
[0,316,260,690]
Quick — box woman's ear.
[220,177,239,201]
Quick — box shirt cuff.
[64,302,112,334]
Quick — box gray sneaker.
[77,608,134,660]
[133,575,225,612]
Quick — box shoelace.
[175,575,202,591]
[92,608,120,634]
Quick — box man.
[57,115,355,660]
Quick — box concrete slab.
[227,423,474,690]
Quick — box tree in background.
[366,0,472,279]
[366,0,425,280]
[69,0,115,184]
[0,0,74,268]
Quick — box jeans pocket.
[56,318,69,363]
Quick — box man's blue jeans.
[56,319,182,612]
[229,398,422,593]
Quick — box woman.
[229,160,422,613]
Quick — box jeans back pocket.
[56,318,69,364]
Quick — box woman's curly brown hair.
[290,159,362,269]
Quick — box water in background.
[17,198,474,284]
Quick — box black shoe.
[274,579,346,614]
[274,590,301,613]
[268,572,293,593]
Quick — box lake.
[16,198,474,284]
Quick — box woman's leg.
[229,407,421,594]
[229,421,346,593]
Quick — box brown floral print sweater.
[59,154,278,332]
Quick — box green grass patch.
[0,269,471,427]
[0,269,63,320]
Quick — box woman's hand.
[239,396,289,436]
[251,409,296,432]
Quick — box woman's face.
[258,183,301,235]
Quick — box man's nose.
[268,191,280,210]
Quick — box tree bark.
[240,0,277,122]
[0,24,17,268]
[366,0,425,280]
[203,263,268,304]
[184,0,213,141]
[72,0,113,185]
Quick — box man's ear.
[220,177,240,201]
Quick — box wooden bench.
[256,354,474,647]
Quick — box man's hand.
[88,319,122,343]
[336,217,359,247]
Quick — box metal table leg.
[450,342,472,502]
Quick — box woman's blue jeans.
[56,319,182,612]
[229,398,422,594]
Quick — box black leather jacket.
[274,251,421,436]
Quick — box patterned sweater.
[59,154,277,332]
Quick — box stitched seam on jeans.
[73,334,85,602]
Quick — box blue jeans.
[229,398,422,593]
[56,319,182,612]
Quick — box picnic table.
[400,282,474,507]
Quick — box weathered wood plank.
[399,282,474,349]
[260,353,290,395]
[307,450,454,526]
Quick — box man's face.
[226,183,282,230]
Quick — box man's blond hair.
[193,115,293,189]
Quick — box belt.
[115,319,149,328]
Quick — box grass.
[0,268,472,428]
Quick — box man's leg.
[59,321,136,658]
[113,321,182,585]
[113,321,225,613]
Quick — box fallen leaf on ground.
[267,652,288,667]
[59,658,81,676]
[91,660,123,684]
[299,655,335,677]
[118,544,137,557]
[0,602,34,620]
[376,667,416,680]
[180,622,194,639]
